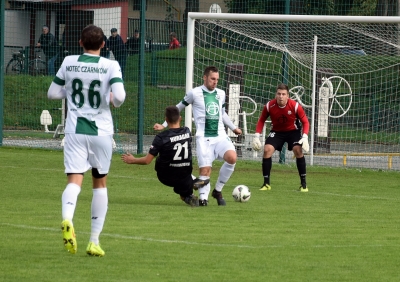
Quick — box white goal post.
[185,13,400,170]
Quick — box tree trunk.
[376,0,398,16]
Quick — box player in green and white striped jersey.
[47,25,126,256]
[154,66,242,206]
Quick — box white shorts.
[64,133,113,174]
[196,135,236,168]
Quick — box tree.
[304,0,335,15]
[184,0,199,17]
[224,0,284,14]
[223,0,382,16]
[376,0,398,16]
[224,0,338,15]
[335,0,355,15]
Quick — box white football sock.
[215,162,236,192]
[90,188,108,245]
[198,176,210,200]
[61,183,81,223]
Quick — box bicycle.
[6,49,24,75]
[6,47,47,76]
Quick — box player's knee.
[263,145,275,158]
[92,168,107,179]
[226,156,236,164]
[292,145,304,157]
[224,150,237,164]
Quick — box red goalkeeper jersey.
[255,98,309,134]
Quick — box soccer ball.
[232,185,251,202]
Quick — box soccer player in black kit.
[121,106,199,206]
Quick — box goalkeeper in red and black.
[252,83,310,192]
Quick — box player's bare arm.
[153,123,165,130]
[121,153,136,164]
[121,153,155,165]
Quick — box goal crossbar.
[188,12,400,24]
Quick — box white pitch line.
[279,189,398,201]
[0,165,63,172]
[1,223,398,249]
[1,223,258,249]
[307,191,399,201]
[110,174,154,180]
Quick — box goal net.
[186,13,400,171]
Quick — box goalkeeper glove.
[298,134,309,153]
[252,133,262,151]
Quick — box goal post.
[185,12,400,170]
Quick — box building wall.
[94,7,122,38]
[127,0,227,21]
[4,10,31,49]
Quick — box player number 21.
[173,141,189,160]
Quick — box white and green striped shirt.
[181,85,228,138]
[52,53,124,136]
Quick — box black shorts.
[265,130,302,151]
[157,172,193,198]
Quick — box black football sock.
[262,157,272,185]
[296,156,307,187]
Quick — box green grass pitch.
[0,147,399,281]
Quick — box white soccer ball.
[232,185,251,202]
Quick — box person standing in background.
[36,25,59,76]
[169,32,180,50]
[108,28,127,78]
[126,29,140,55]
[100,35,110,58]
